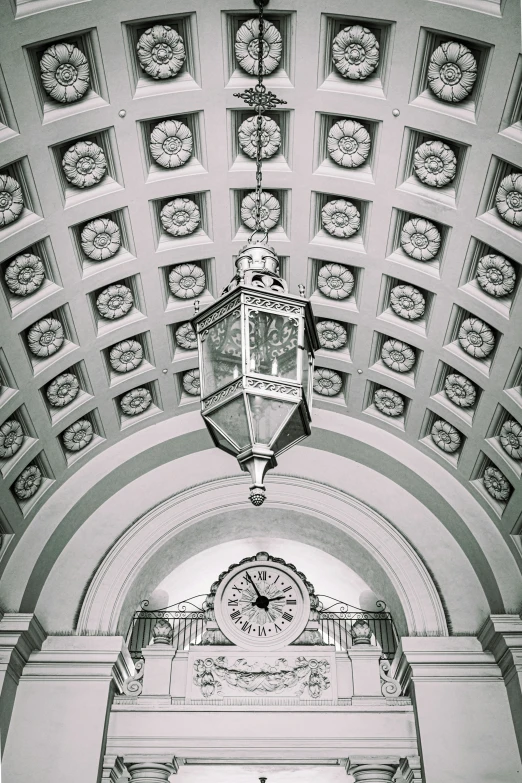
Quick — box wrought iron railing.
[126,596,207,661]
[316,596,399,661]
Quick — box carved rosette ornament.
[444,373,476,408]
[327,120,371,168]
[183,368,201,396]
[381,339,416,373]
[175,322,198,350]
[62,419,93,452]
[0,175,23,227]
[241,191,280,230]
[27,317,64,358]
[374,387,404,417]
[120,387,152,416]
[235,18,282,75]
[238,115,281,160]
[46,373,80,407]
[332,25,379,80]
[313,367,342,397]
[495,173,522,227]
[500,420,522,460]
[96,284,134,320]
[109,339,143,373]
[169,263,206,299]
[400,217,441,261]
[5,254,45,296]
[150,120,193,168]
[413,140,457,188]
[81,218,121,261]
[483,466,511,501]
[13,463,42,500]
[321,199,360,238]
[0,420,24,458]
[390,285,425,320]
[317,263,354,300]
[137,25,186,80]
[316,320,347,351]
[431,419,461,453]
[39,43,90,104]
[160,198,200,237]
[428,41,477,103]
[62,141,107,189]
[458,317,495,359]
[476,254,516,297]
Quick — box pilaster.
[398,756,423,782]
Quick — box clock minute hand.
[245,571,262,598]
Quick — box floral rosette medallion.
[109,339,143,373]
[400,217,441,262]
[321,199,360,238]
[27,317,64,358]
[62,141,107,189]
[241,191,280,230]
[444,373,476,408]
[150,120,193,169]
[332,25,379,80]
[413,140,456,188]
[175,322,198,350]
[431,419,461,453]
[327,119,371,168]
[427,41,477,103]
[0,420,24,459]
[169,263,206,299]
[96,284,134,320]
[0,175,23,227]
[381,339,416,373]
[316,320,347,350]
[500,420,522,460]
[476,254,516,297]
[458,317,495,359]
[183,368,201,396]
[317,263,354,300]
[137,25,185,80]
[160,198,200,237]
[62,419,93,452]
[46,373,80,408]
[5,254,45,297]
[235,18,282,76]
[81,218,121,261]
[390,284,425,320]
[374,387,404,417]
[483,466,511,501]
[495,173,522,227]
[313,367,343,397]
[238,115,281,160]
[120,387,153,416]
[40,43,90,104]
[13,463,42,500]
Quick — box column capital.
[346,757,399,782]
[398,756,423,782]
[101,754,129,782]
[126,756,178,781]
[478,614,522,679]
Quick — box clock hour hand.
[267,594,284,602]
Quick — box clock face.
[214,561,310,648]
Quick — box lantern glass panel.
[248,310,299,380]
[207,395,252,451]
[248,395,294,446]
[272,405,307,456]
[201,309,242,397]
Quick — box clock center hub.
[255,595,269,610]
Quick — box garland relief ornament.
[316,320,347,351]
[327,119,371,168]
[313,367,342,397]
[96,284,134,320]
[500,419,522,460]
[13,463,42,500]
[444,373,476,408]
[374,387,404,417]
[476,254,516,297]
[317,263,354,300]
[238,115,281,160]
[483,466,511,501]
[381,339,416,373]
[235,18,282,76]
[160,198,200,237]
[40,43,90,104]
[137,25,185,80]
[241,191,280,230]
[120,387,152,416]
[175,322,198,350]
[183,368,201,396]
[0,420,24,458]
[27,317,64,358]
[169,263,206,299]
[400,217,441,261]
[390,284,425,320]
[81,218,121,261]
[150,120,193,168]
[109,339,143,373]
[495,173,522,227]
[0,175,23,227]
[62,141,107,189]
[431,419,461,453]
[5,254,45,296]
[427,41,477,103]
[413,140,457,188]
[458,316,495,359]
[62,419,93,452]
[321,199,360,238]
[332,25,379,80]
[46,372,80,407]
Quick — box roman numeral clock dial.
[214,560,311,649]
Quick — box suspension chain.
[254,0,265,235]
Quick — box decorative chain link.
[254,1,265,234]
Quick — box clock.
[214,559,311,649]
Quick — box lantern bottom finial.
[238,444,277,507]
[249,487,266,506]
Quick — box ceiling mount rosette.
[235,18,282,75]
